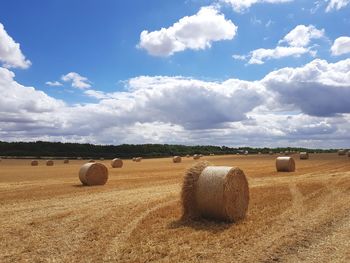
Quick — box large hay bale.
[31,160,38,166]
[181,161,249,222]
[64,159,69,164]
[46,160,54,166]
[338,149,346,156]
[79,162,108,186]
[193,154,200,160]
[111,158,123,168]
[299,152,309,160]
[276,157,295,172]
[173,156,182,163]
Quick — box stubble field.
[0,154,349,262]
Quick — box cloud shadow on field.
[167,218,233,233]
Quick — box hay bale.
[210,153,214,156]
[276,157,295,172]
[111,158,123,168]
[77,157,82,160]
[79,162,108,186]
[299,152,309,160]
[100,157,104,160]
[269,151,273,155]
[181,161,249,222]
[31,160,38,166]
[186,154,190,158]
[135,157,142,162]
[338,149,346,156]
[173,156,182,163]
[46,160,54,166]
[193,154,200,160]
[199,154,204,157]
[64,159,69,164]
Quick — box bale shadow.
[167,218,233,233]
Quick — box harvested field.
[0,154,349,262]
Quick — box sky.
[0,0,350,148]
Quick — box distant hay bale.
[276,157,295,172]
[135,157,142,162]
[269,151,273,155]
[31,160,38,166]
[173,156,182,163]
[338,149,346,156]
[210,153,214,156]
[79,162,108,186]
[199,154,204,157]
[88,159,95,163]
[193,154,200,160]
[100,157,104,160]
[186,154,190,158]
[258,152,262,155]
[111,158,123,168]
[46,160,54,166]
[299,152,309,160]
[181,161,249,222]
[77,157,82,160]
[64,159,69,164]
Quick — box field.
[1,154,350,262]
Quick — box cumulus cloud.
[1,59,350,148]
[326,0,350,12]
[248,46,309,64]
[0,23,31,69]
[331,36,350,55]
[236,24,324,64]
[262,59,350,116]
[138,6,237,56]
[279,25,325,47]
[220,0,292,13]
[46,81,63,87]
[61,72,91,89]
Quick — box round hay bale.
[111,158,123,168]
[135,157,142,162]
[186,154,190,158]
[46,160,54,166]
[299,152,309,160]
[210,153,214,156]
[31,160,38,166]
[64,159,69,164]
[269,151,273,155]
[173,156,182,163]
[338,149,346,156]
[276,157,295,172]
[88,159,95,163]
[132,157,136,162]
[79,162,108,186]
[193,154,200,160]
[77,157,82,160]
[181,161,249,222]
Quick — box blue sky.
[0,0,350,147]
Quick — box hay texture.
[181,161,249,222]
[64,159,69,164]
[193,154,200,160]
[79,163,108,186]
[299,152,309,160]
[276,157,295,172]
[338,150,346,156]
[46,160,54,166]
[31,160,38,166]
[111,158,123,168]
[173,156,182,163]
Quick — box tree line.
[0,141,334,159]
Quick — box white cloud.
[61,72,91,89]
[236,24,324,64]
[331,36,350,55]
[138,6,237,56]
[220,0,293,13]
[326,0,350,12]
[45,81,63,87]
[248,46,309,64]
[279,25,325,47]
[1,59,350,148]
[0,23,31,69]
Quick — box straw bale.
[79,162,108,186]
[276,156,295,172]
[111,158,123,168]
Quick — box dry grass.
[0,154,349,262]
